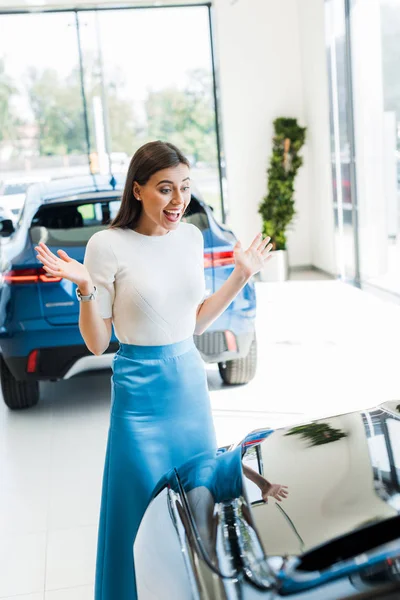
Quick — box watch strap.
[76,285,97,302]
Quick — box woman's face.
[133,163,191,235]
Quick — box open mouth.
[163,209,182,223]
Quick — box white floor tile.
[0,595,43,600]
[0,532,46,597]
[212,411,300,448]
[47,477,101,531]
[0,487,48,535]
[0,427,51,494]
[45,584,94,599]
[45,526,97,591]
[47,432,104,530]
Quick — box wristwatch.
[75,285,97,302]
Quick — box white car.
[0,177,49,224]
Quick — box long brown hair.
[109,141,190,230]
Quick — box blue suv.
[0,175,257,410]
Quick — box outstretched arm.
[243,463,289,503]
[195,233,273,335]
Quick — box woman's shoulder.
[85,228,124,262]
[179,221,203,244]
[84,228,119,270]
[87,227,124,246]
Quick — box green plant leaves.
[284,422,348,447]
[258,118,306,251]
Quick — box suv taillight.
[204,251,235,268]
[27,349,39,373]
[3,267,62,284]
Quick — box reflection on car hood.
[170,400,400,595]
[247,401,399,548]
[244,400,400,591]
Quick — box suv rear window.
[29,196,210,247]
[182,199,210,231]
[29,199,121,247]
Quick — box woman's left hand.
[233,233,273,279]
[261,482,289,504]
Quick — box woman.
[34,141,274,599]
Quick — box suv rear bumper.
[3,330,254,382]
[5,342,119,382]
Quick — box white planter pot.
[259,249,289,282]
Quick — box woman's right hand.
[34,241,92,290]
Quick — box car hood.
[166,400,400,595]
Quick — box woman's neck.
[133,215,170,237]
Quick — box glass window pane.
[0,7,223,227]
[387,418,400,470]
[0,12,91,189]
[79,7,222,220]
[325,0,357,281]
[349,0,400,295]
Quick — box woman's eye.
[182,186,190,192]
[160,188,171,194]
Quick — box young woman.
[34,141,274,599]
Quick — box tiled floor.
[2,274,400,598]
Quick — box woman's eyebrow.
[156,177,191,185]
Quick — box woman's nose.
[171,192,184,205]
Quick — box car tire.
[0,354,39,410]
[218,336,257,385]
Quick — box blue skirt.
[94,337,217,600]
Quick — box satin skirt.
[94,337,217,600]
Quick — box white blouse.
[83,222,206,345]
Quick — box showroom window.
[325,0,359,284]
[0,6,225,220]
[326,0,400,298]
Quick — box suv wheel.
[218,336,257,385]
[0,354,39,410]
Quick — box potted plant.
[258,117,306,281]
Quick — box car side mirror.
[0,219,15,237]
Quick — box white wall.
[213,0,337,274]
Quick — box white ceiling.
[0,0,203,11]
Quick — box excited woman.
[34,141,273,600]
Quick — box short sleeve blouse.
[83,231,118,319]
[82,223,206,345]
